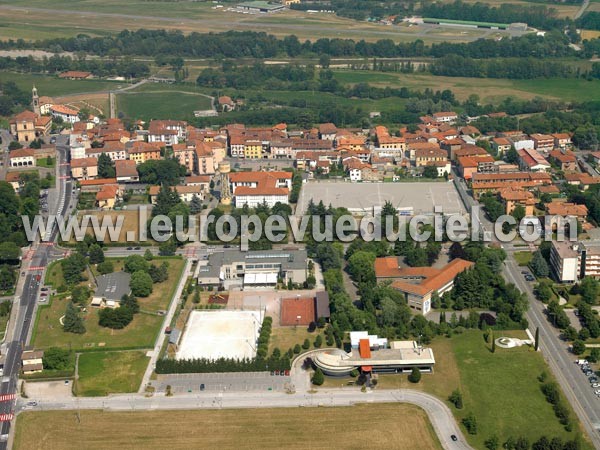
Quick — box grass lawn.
[269,327,324,354]
[116,91,212,122]
[70,210,144,244]
[14,404,441,450]
[514,251,533,266]
[0,72,120,97]
[44,260,64,289]
[451,330,589,448]
[74,351,149,396]
[36,157,55,169]
[32,258,184,351]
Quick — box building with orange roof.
[9,111,38,143]
[70,157,98,180]
[517,148,551,172]
[549,149,577,172]
[552,133,572,150]
[218,95,235,112]
[229,171,292,208]
[50,104,80,123]
[499,187,536,215]
[79,178,118,193]
[147,120,187,146]
[58,71,92,80]
[319,123,337,140]
[9,148,35,168]
[96,184,121,210]
[375,257,473,315]
[491,137,511,155]
[115,160,139,183]
[530,133,555,152]
[127,141,162,164]
[432,111,458,123]
[545,202,588,220]
[564,173,600,190]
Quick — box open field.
[269,327,324,354]
[70,210,143,244]
[514,251,533,266]
[14,404,442,450]
[333,70,600,103]
[32,258,184,351]
[74,351,149,396]
[0,72,121,97]
[116,91,213,122]
[0,1,527,43]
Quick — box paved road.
[0,133,73,449]
[19,388,472,450]
[575,0,590,20]
[503,256,600,448]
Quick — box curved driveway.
[20,388,472,450]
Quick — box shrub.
[408,367,421,383]
[312,368,324,386]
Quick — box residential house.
[229,171,292,208]
[414,147,447,167]
[517,148,551,172]
[147,120,187,145]
[270,140,294,159]
[79,178,118,193]
[342,157,370,182]
[70,157,98,180]
[50,104,80,123]
[38,96,54,115]
[491,137,511,156]
[319,123,337,141]
[185,175,211,194]
[549,150,578,172]
[457,154,495,181]
[195,141,216,175]
[218,95,236,112]
[21,350,44,374]
[5,172,22,192]
[69,133,90,160]
[564,173,600,190]
[530,134,555,153]
[128,141,162,164]
[148,185,205,204]
[172,143,196,173]
[115,160,139,183]
[9,148,35,167]
[96,184,121,210]
[86,141,127,161]
[243,139,262,159]
[432,111,458,124]
[499,187,536,215]
[545,201,588,223]
[552,133,572,150]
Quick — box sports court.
[176,310,263,361]
[296,181,465,216]
[280,297,315,326]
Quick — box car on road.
[200,383,205,391]
[41,287,48,291]
[127,247,133,250]
[451,435,458,442]
[25,401,37,407]
[64,380,69,385]
[134,246,141,250]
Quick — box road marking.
[0,414,13,422]
[0,394,15,403]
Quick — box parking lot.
[155,371,292,394]
[577,360,600,397]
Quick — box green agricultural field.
[74,351,149,396]
[33,258,185,351]
[116,91,213,122]
[0,72,121,97]
[332,70,600,103]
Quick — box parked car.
[451,435,458,442]
[200,384,205,391]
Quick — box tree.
[462,412,478,435]
[63,302,85,334]
[534,327,540,351]
[314,334,323,348]
[120,293,139,314]
[312,367,324,385]
[572,339,586,355]
[148,263,169,283]
[130,270,153,297]
[71,285,90,305]
[408,367,421,383]
[319,54,331,69]
[580,277,599,305]
[159,239,176,256]
[0,266,16,291]
[0,242,20,263]
[449,389,463,409]
[189,194,203,214]
[61,253,87,285]
[484,435,499,450]
[144,249,154,261]
[88,244,105,264]
[97,153,116,178]
[422,165,438,179]
[530,251,549,278]
[97,260,114,275]
[589,347,600,363]
[98,306,133,329]
[302,338,310,350]
[42,347,72,371]
[124,255,150,273]
[347,251,376,284]
[293,344,301,354]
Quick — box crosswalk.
[27,266,45,271]
[0,394,15,403]
[22,249,35,261]
[0,414,13,422]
